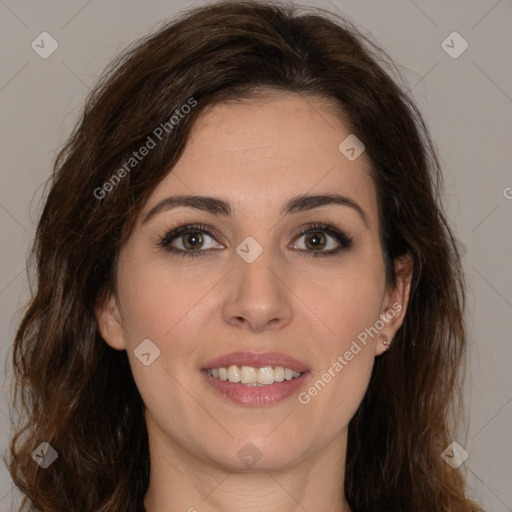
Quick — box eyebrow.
[142,193,369,228]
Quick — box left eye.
[289,223,354,257]
[292,230,340,252]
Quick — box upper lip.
[201,351,310,373]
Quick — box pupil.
[306,232,326,250]
[184,232,202,249]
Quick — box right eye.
[159,224,224,258]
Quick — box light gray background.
[0,0,511,510]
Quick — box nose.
[221,245,294,333]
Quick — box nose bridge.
[238,239,280,293]
[222,234,293,330]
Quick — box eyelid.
[290,222,353,253]
[159,223,223,249]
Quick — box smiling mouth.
[204,365,303,386]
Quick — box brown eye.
[291,223,354,258]
[182,231,204,250]
[159,224,223,258]
[304,232,327,250]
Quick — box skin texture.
[96,92,412,512]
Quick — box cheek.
[296,251,383,416]
[115,257,204,410]
[116,249,208,345]
[300,293,378,434]
[316,352,374,436]
[310,257,385,348]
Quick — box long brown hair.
[7,1,484,511]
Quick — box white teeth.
[206,364,303,385]
[274,366,285,382]
[240,365,258,384]
[257,366,275,385]
[227,365,241,382]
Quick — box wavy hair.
[7,1,484,511]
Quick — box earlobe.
[94,292,126,350]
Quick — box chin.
[205,432,306,472]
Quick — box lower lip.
[201,370,309,406]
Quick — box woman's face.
[97,92,410,472]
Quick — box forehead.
[146,92,378,226]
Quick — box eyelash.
[158,222,353,259]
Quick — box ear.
[375,253,413,356]
[95,291,127,350]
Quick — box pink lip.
[201,351,310,373]
[201,370,310,406]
